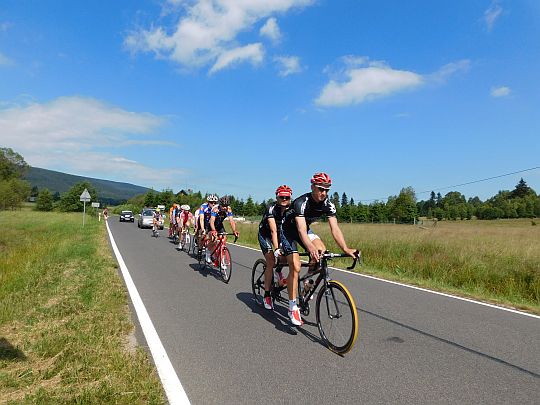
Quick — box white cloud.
[316,57,471,107]
[484,1,503,32]
[0,51,14,66]
[260,17,281,43]
[209,43,264,74]
[125,0,313,73]
[316,58,423,107]
[428,59,470,83]
[490,86,511,97]
[0,96,184,187]
[274,55,302,76]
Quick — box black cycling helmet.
[219,195,230,206]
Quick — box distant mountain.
[24,167,150,204]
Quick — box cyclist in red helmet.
[280,172,357,326]
[258,185,292,310]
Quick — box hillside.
[24,167,150,204]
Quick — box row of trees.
[127,178,539,223]
[0,148,31,210]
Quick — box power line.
[357,166,540,203]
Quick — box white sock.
[289,300,297,311]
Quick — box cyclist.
[259,185,292,310]
[280,172,357,326]
[197,194,218,251]
[152,208,162,235]
[179,204,194,238]
[169,204,177,237]
[206,195,239,264]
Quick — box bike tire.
[315,280,358,355]
[251,259,267,307]
[219,246,232,283]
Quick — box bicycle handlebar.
[299,250,361,270]
[215,232,238,243]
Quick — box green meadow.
[0,210,165,404]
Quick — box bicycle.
[152,222,160,238]
[179,226,191,251]
[198,233,238,283]
[251,250,360,355]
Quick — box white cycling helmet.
[207,194,218,203]
[181,204,190,211]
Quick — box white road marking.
[234,243,540,320]
[106,222,190,405]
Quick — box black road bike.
[251,251,360,355]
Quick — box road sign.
[79,189,91,202]
[91,202,100,208]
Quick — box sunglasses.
[316,186,330,192]
[278,196,291,200]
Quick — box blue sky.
[1,0,539,203]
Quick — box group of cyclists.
[152,172,357,327]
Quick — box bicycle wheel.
[219,246,232,283]
[187,232,194,254]
[315,280,358,355]
[180,233,186,250]
[184,233,191,252]
[251,259,267,307]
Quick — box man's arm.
[328,217,356,258]
[295,216,319,261]
[268,218,279,251]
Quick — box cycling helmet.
[275,185,292,197]
[181,204,190,211]
[219,195,230,206]
[207,194,218,203]
[310,172,332,189]
[156,208,161,213]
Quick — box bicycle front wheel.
[219,246,232,283]
[316,280,358,355]
[251,259,267,307]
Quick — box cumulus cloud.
[124,0,313,73]
[209,43,264,74]
[274,55,302,76]
[316,58,423,107]
[260,17,281,43]
[490,86,511,97]
[0,96,184,186]
[316,56,470,107]
[484,0,503,32]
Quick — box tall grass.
[235,219,540,313]
[0,211,165,404]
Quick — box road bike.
[179,227,191,251]
[251,251,360,355]
[198,233,238,283]
[152,222,159,238]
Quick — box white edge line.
[233,242,540,320]
[106,222,191,405]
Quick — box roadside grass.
[0,211,165,404]
[234,219,540,314]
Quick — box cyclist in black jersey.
[280,172,357,326]
[258,185,292,310]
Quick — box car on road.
[138,208,164,229]
[119,210,134,222]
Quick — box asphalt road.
[108,219,540,404]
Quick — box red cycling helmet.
[275,185,292,197]
[310,172,332,189]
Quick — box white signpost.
[80,189,91,226]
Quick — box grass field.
[0,211,165,404]
[235,218,540,314]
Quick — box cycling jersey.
[258,203,286,238]
[179,211,194,227]
[282,192,336,233]
[209,205,233,232]
[280,192,336,255]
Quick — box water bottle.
[303,278,314,298]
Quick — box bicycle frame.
[205,233,238,263]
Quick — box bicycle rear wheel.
[251,259,267,307]
[219,246,232,283]
[315,280,358,355]
[180,232,186,250]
